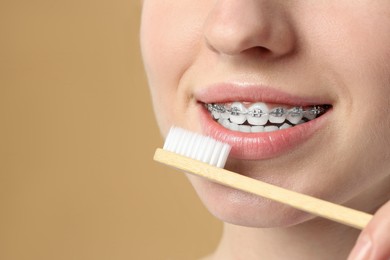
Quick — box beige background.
[0,1,221,259]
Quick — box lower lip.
[198,104,331,160]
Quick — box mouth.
[195,84,333,160]
[205,102,331,133]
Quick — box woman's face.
[141,1,390,227]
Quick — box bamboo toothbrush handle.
[154,148,373,230]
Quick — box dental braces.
[206,103,328,118]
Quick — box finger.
[348,200,390,260]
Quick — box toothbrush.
[153,126,373,230]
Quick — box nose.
[204,0,296,57]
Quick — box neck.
[212,219,360,260]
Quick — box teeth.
[269,107,287,124]
[264,126,279,132]
[303,106,323,120]
[212,111,221,119]
[238,125,251,133]
[218,118,230,128]
[207,102,329,134]
[251,126,264,133]
[287,107,303,124]
[229,102,247,124]
[279,123,292,130]
[229,122,239,131]
[303,112,316,120]
[246,103,269,126]
[221,111,230,119]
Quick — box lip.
[195,83,332,160]
[195,83,331,106]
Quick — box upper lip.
[194,83,332,106]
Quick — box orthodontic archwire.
[205,103,328,118]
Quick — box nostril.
[251,46,273,57]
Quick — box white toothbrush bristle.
[217,144,230,168]
[201,137,214,163]
[209,142,223,167]
[164,126,231,168]
[195,137,207,161]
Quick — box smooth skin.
[141,1,390,259]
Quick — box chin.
[187,175,314,228]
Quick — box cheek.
[292,5,390,201]
[141,1,207,88]
[303,5,390,151]
[140,1,207,132]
